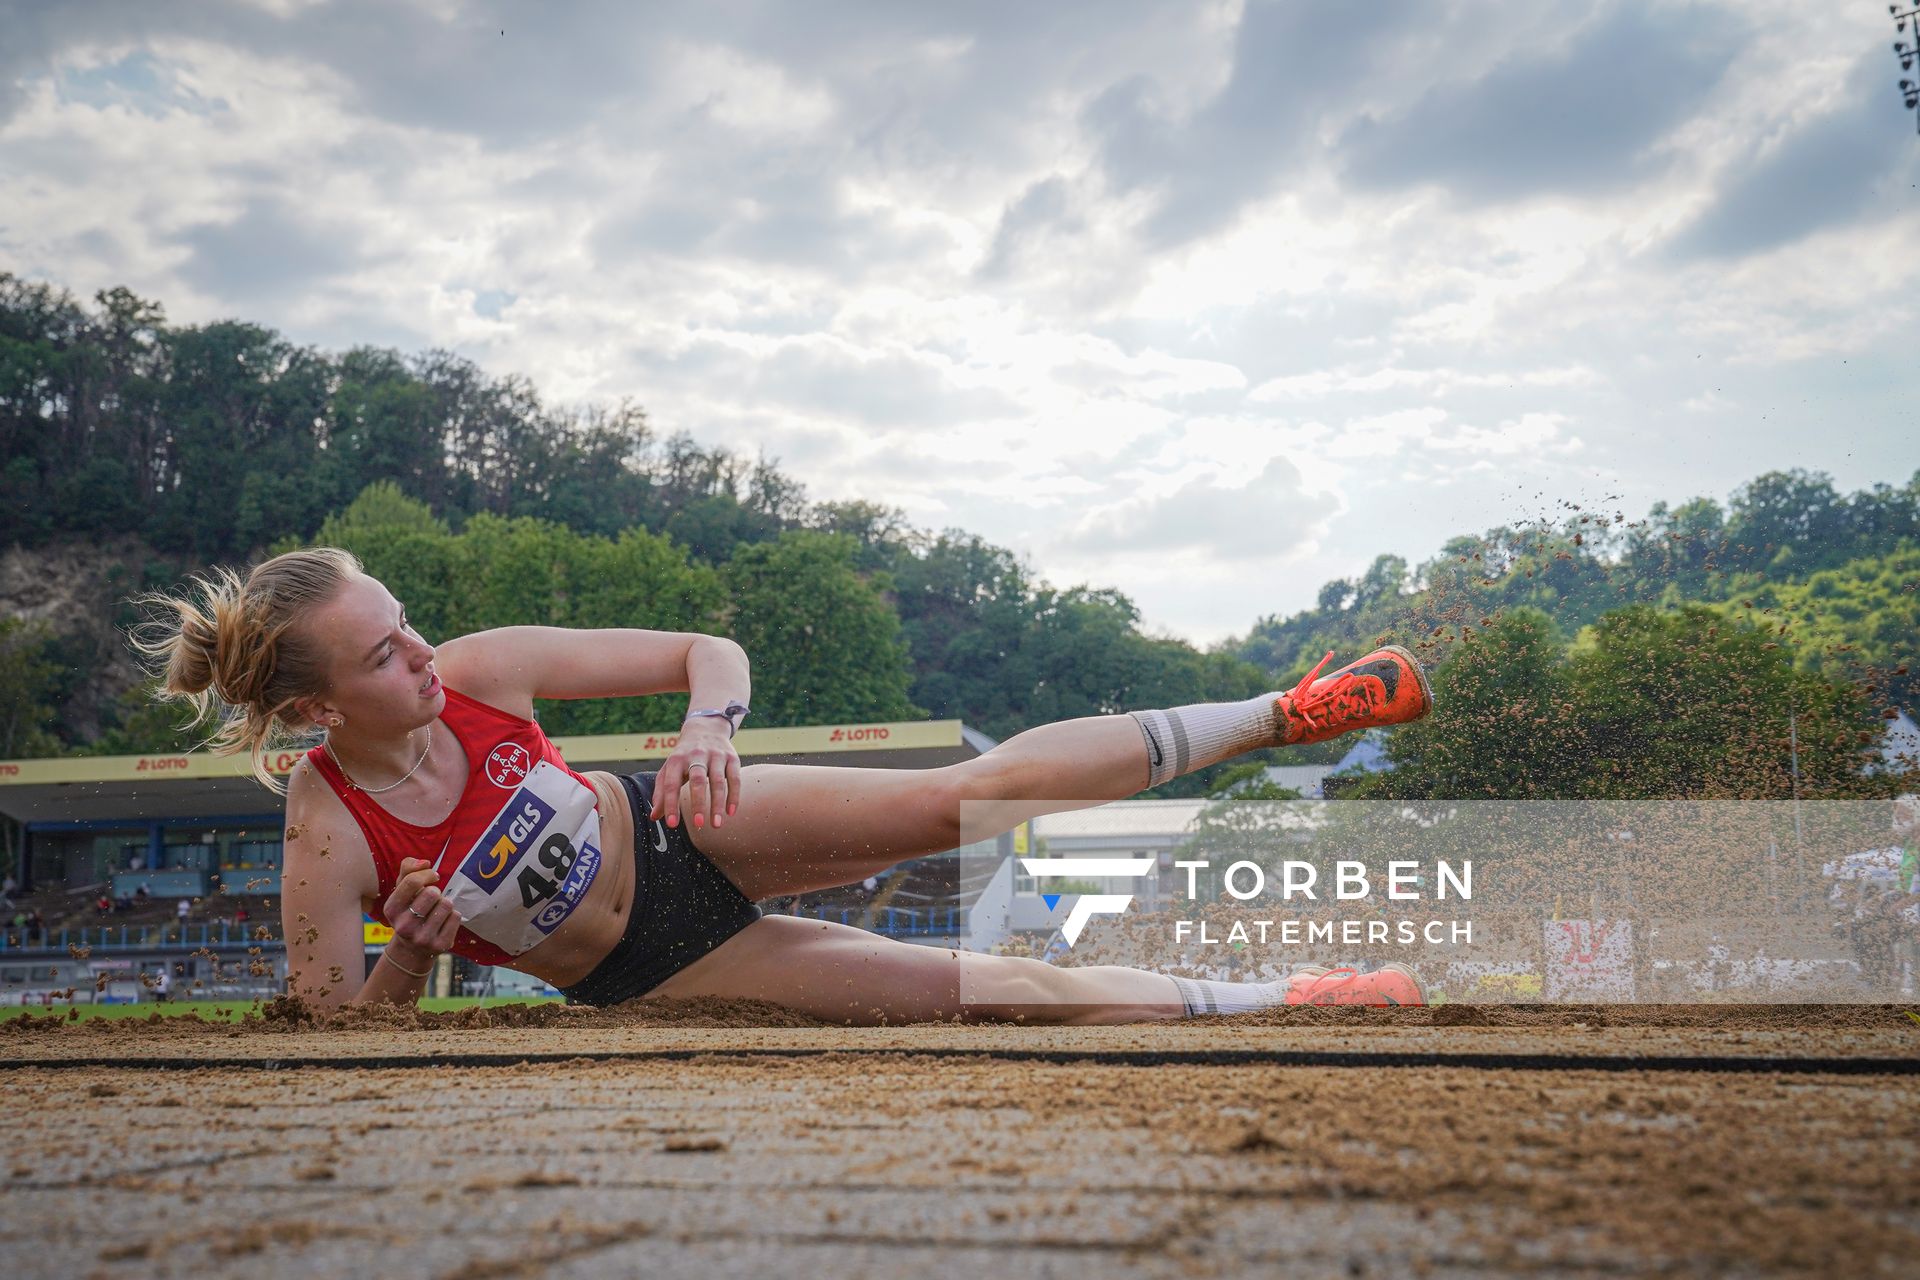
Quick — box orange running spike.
[1273,645,1433,746]
[1284,962,1427,1007]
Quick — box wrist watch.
[684,700,750,738]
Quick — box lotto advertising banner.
[960,799,1914,1005]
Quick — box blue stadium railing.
[0,921,268,954]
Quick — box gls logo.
[459,792,557,887]
[1018,857,1153,946]
[473,802,547,884]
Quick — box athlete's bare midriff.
[311,746,642,990]
[516,768,638,987]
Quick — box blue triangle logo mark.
[1042,894,1061,911]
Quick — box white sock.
[1128,694,1280,789]
[1166,974,1288,1016]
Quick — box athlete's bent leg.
[681,647,1430,899]
[680,718,1151,900]
[669,762,974,900]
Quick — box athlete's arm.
[279,767,384,1010]
[280,764,460,1011]
[436,625,751,828]
[357,858,462,1007]
[436,625,748,703]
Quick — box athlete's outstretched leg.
[644,914,1181,1024]
[640,916,1425,1024]
[685,647,1431,899]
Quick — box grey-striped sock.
[1129,694,1281,789]
[1167,974,1288,1016]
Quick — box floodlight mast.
[1894,4,1920,130]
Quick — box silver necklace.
[325,724,432,794]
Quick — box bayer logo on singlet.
[486,742,533,788]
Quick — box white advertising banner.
[1544,919,1634,1002]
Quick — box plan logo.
[1018,857,1154,946]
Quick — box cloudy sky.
[5,0,1919,646]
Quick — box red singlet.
[305,685,604,966]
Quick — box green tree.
[1352,553,1409,610]
[723,531,920,726]
[314,479,452,545]
[1565,605,1876,799]
[810,498,912,572]
[1362,607,1575,799]
[531,525,728,735]
[81,682,206,756]
[1725,543,1920,707]
[300,481,465,644]
[1726,470,1848,573]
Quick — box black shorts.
[558,771,761,1007]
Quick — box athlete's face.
[302,574,443,732]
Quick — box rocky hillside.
[0,534,189,746]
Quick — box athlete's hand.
[655,719,741,831]
[384,856,461,963]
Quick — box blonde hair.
[126,547,365,797]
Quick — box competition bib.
[440,760,603,956]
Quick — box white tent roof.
[1032,799,1207,840]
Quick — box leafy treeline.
[54,482,1269,781]
[0,274,1912,803]
[1356,605,1886,801]
[1227,471,1918,800]
[0,273,804,558]
[1230,470,1920,709]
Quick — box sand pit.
[2,1000,1916,1277]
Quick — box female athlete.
[131,547,1434,1024]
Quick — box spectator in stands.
[1895,795,1918,894]
[1852,884,1903,993]
[1,873,16,910]
[1897,888,1920,999]
[134,885,149,905]
[176,898,191,924]
[232,904,250,925]
[24,909,43,943]
[95,894,113,917]
[152,965,171,1005]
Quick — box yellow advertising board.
[0,719,965,784]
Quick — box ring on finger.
[407,906,427,919]
[688,763,707,773]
